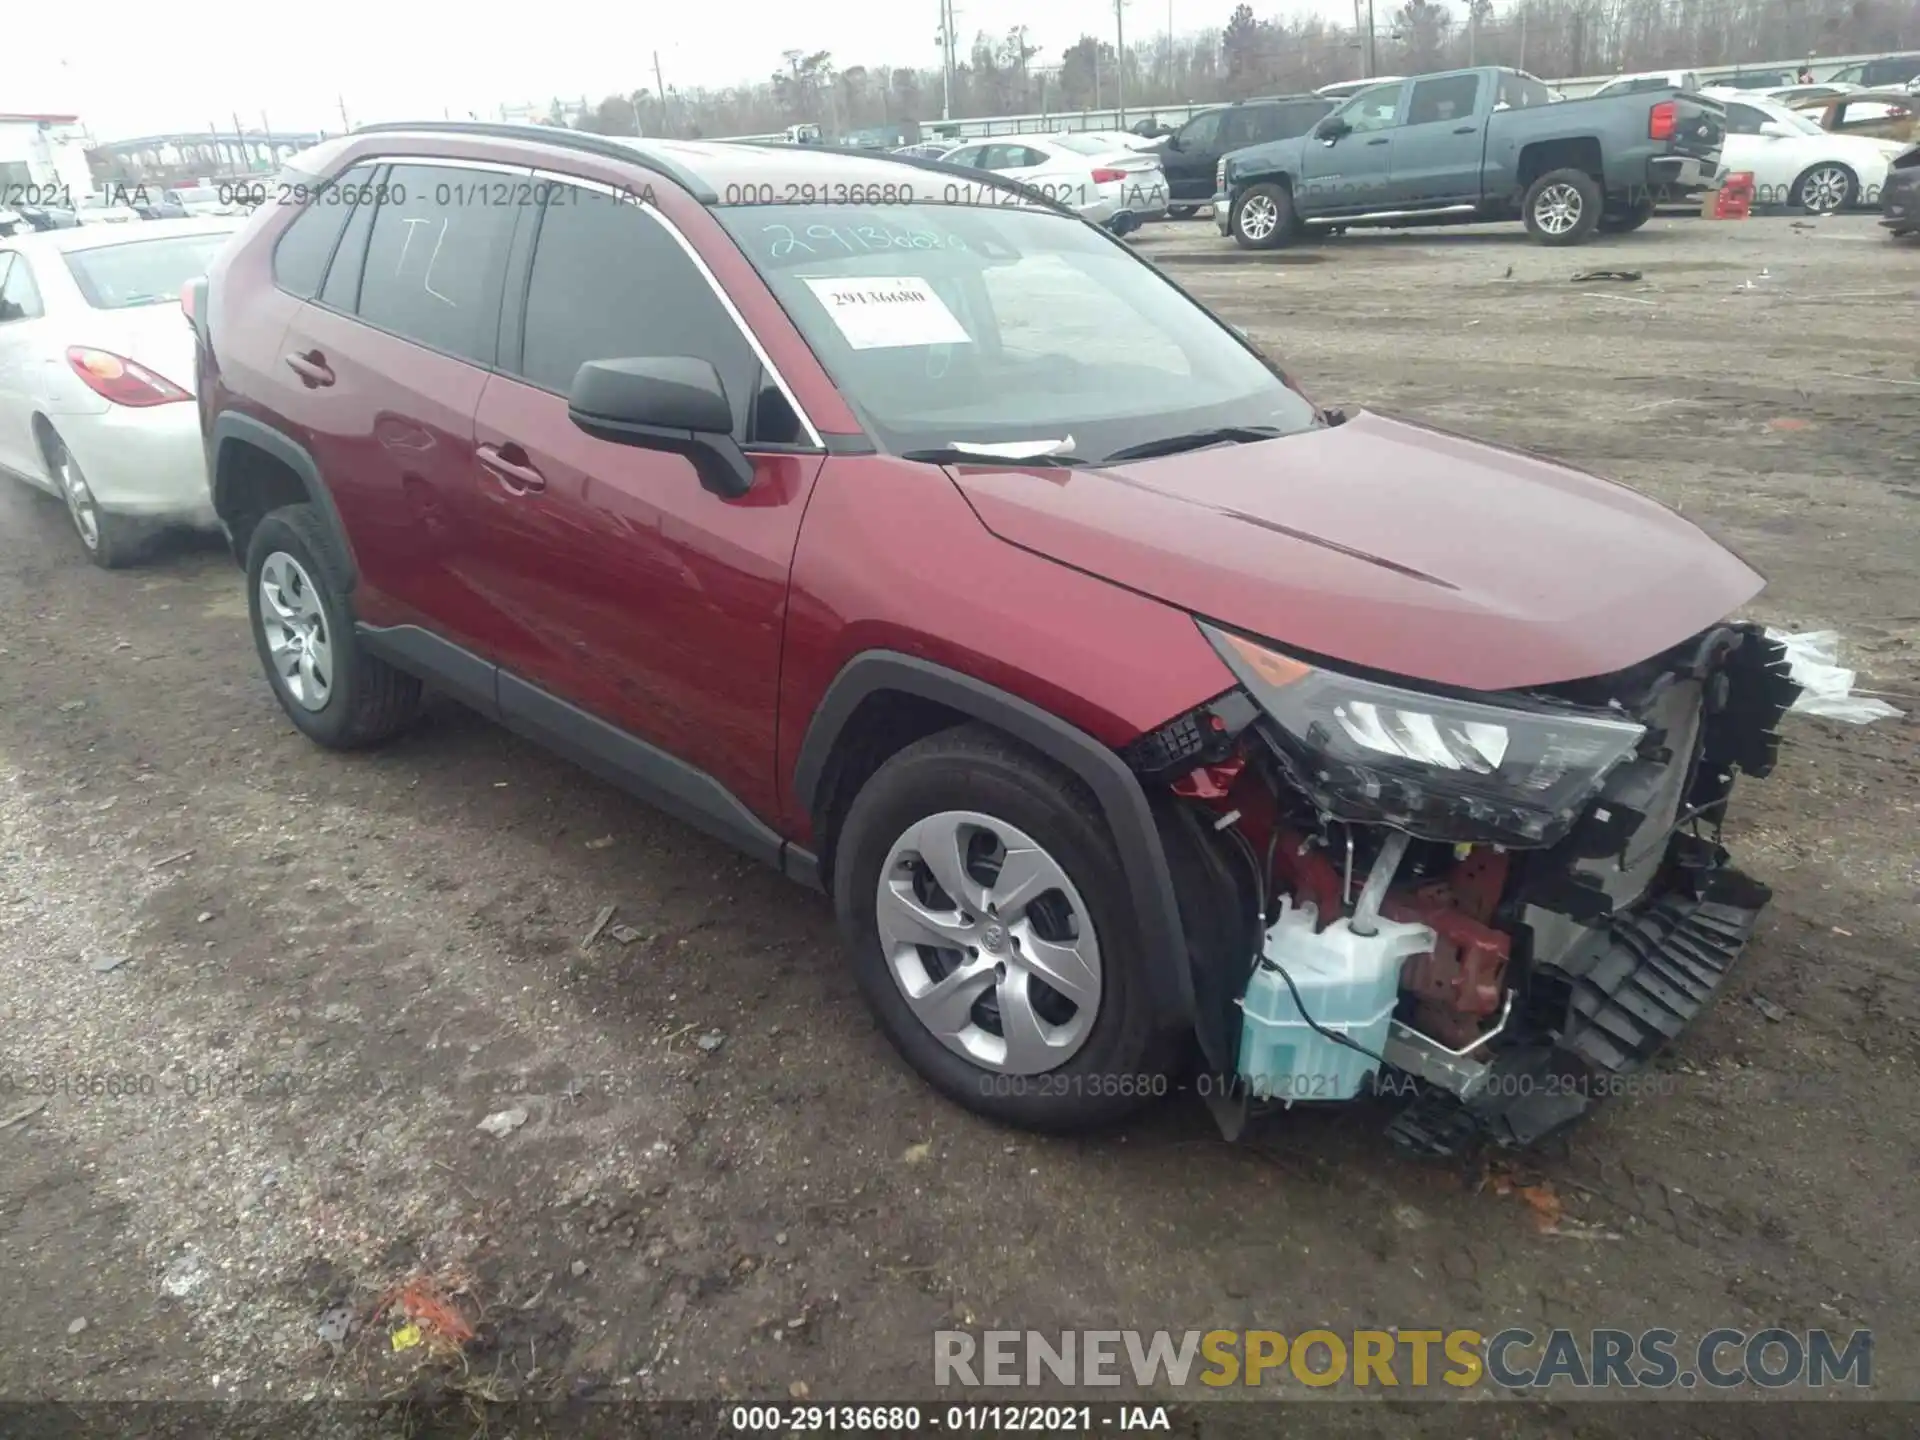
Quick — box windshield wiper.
[1098,425,1290,464]
[901,444,1086,467]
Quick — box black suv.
[1828,53,1920,89]
[1159,96,1334,214]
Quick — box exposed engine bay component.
[1134,621,1798,1152]
[1381,991,1514,1102]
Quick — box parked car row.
[1,185,250,238]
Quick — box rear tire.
[1168,204,1198,219]
[1791,162,1855,214]
[1598,197,1656,233]
[245,504,422,749]
[833,724,1180,1131]
[1522,167,1603,245]
[1231,181,1298,250]
[43,430,141,569]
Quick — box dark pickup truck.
[1215,66,1725,247]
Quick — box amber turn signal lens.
[1221,632,1313,689]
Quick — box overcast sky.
[14,0,1342,143]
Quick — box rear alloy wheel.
[246,503,422,749]
[1522,167,1602,245]
[47,434,138,568]
[834,725,1178,1130]
[1791,163,1855,215]
[1231,181,1297,250]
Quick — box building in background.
[0,113,93,201]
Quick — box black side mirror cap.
[567,356,754,499]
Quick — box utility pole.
[1166,0,1174,89]
[1365,0,1378,77]
[1351,0,1365,79]
[654,52,669,136]
[1468,3,1477,64]
[940,0,957,121]
[338,95,350,133]
[1115,0,1128,127]
[1517,6,1528,72]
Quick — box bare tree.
[570,0,1920,137]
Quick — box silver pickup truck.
[1215,66,1726,247]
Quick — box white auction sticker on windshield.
[800,276,972,350]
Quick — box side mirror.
[568,356,754,499]
[1758,120,1794,138]
[1316,116,1352,141]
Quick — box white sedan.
[938,136,1170,231]
[0,219,239,567]
[1715,94,1911,212]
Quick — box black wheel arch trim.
[792,650,1200,1041]
[209,411,357,585]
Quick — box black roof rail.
[348,120,718,202]
[738,141,1080,219]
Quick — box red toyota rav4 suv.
[190,124,1797,1152]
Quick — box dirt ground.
[1,211,1916,1434]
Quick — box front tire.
[1231,182,1298,250]
[1523,168,1603,245]
[1167,204,1198,220]
[1791,162,1855,214]
[833,725,1179,1131]
[245,504,422,749]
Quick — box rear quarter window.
[271,170,362,299]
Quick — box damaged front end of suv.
[1129,619,1800,1154]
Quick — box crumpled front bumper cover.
[1387,853,1772,1157]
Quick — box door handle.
[1452,125,1477,133]
[284,350,333,387]
[1366,137,1390,145]
[477,442,547,495]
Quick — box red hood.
[947,410,1764,692]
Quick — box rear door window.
[1407,74,1483,125]
[1177,110,1224,151]
[351,163,520,364]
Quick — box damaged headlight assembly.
[1200,621,1646,848]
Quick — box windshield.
[714,203,1318,459]
[64,233,230,309]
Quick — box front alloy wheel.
[833,723,1178,1130]
[1237,191,1281,243]
[877,811,1101,1075]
